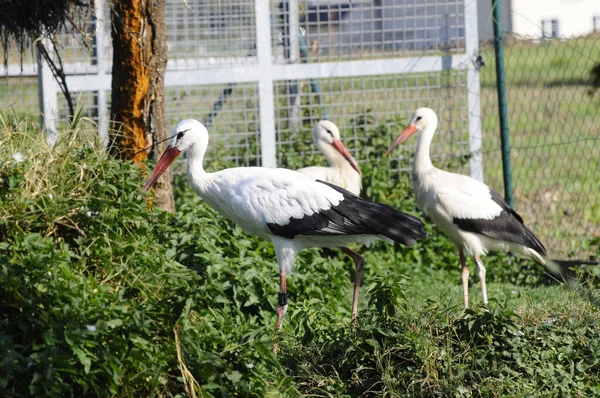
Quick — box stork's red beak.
[142,146,182,191]
[384,124,418,156]
[332,139,361,175]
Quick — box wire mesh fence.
[165,82,262,169]
[0,76,39,120]
[479,34,600,260]
[273,70,473,180]
[166,0,257,68]
[0,44,39,121]
[271,0,467,62]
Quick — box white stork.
[385,108,548,308]
[144,119,427,336]
[297,120,362,195]
[296,120,366,321]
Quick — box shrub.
[0,117,294,396]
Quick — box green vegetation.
[2,115,599,397]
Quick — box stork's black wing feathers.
[267,180,427,247]
[452,189,547,257]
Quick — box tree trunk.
[109,0,175,212]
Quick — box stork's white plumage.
[144,119,427,339]
[296,120,366,321]
[385,108,548,308]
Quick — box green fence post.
[491,0,514,208]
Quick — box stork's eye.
[325,128,333,136]
[176,128,190,140]
[416,116,422,121]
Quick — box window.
[594,16,600,32]
[541,19,560,38]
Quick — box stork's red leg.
[459,248,469,308]
[275,268,288,332]
[475,257,488,305]
[342,247,365,325]
[272,268,288,353]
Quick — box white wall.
[478,0,512,41]
[512,0,600,38]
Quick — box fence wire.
[271,0,466,62]
[1,4,599,262]
[273,70,472,179]
[479,34,600,260]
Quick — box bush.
[0,118,294,396]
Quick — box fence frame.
[2,0,483,178]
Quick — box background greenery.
[1,113,599,397]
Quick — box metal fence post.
[256,0,277,168]
[465,0,483,182]
[285,0,301,131]
[95,0,109,148]
[37,38,59,144]
[492,0,514,207]
[287,0,299,63]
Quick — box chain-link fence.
[480,34,600,260]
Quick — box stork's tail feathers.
[520,233,566,282]
[356,199,427,247]
[523,226,547,262]
[317,180,427,247]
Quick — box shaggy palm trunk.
[109,0,174,212]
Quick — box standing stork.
[385,108,548,308]
[296,120,366,321]
[144,119,427,338]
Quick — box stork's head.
[143,119,208,191]
[169,119,208,152]
[385,108,438,156]
[313,120,361,174]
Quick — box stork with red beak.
[297,121,362,195]
[296,120,366,321]
[144,119,426,338]
[385,107,551,308]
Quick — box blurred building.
[511,0,600,38]
[478,0,600,40]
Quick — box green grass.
[1,116,599,397]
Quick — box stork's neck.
[187,143,206,172]
[319,142,352,171]
[186,143,210,192]
[413,122,436,174]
